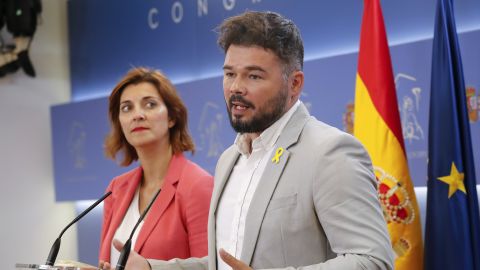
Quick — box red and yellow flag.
[353,0,423,269]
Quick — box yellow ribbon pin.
[271,147,284,164]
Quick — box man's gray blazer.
[151,104,394,270]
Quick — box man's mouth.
[231,101,249,110]
[229,95,254,111]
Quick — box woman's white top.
[110,188,144,265]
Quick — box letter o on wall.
[172,1,184,24]
[223,0,235,10]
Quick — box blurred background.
[0,0,479,268]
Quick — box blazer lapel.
[240,103,311,265]
[211,147,240,215]
[208,147,240,270]
[134,154,185,252]
[108,168,142,242]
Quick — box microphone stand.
[45,191,112,266]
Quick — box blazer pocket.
[266,193,297,212]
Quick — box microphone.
[45,191,112,266]
[116,188,161,270]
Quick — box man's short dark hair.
[217,11,304,76]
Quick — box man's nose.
[229,77,246,95]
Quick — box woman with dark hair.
[98,67,213,269]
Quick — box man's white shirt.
[215,101,301,270]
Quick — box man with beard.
[113,10,394,270]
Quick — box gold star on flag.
[437,162,467,198]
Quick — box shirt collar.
[234,100,301,157]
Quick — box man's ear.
[289,70,304,101]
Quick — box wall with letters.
[58,0,480,264]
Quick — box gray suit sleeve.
[319,134,393,269]
[313,134,393,269]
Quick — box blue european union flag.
[424,0,480,269]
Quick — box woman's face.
[118,82,174,149]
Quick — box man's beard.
[226,88,288,134]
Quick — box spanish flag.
[353,0,423,269]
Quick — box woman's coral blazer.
[99,153,213,263]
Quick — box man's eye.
[249,74,261,80]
